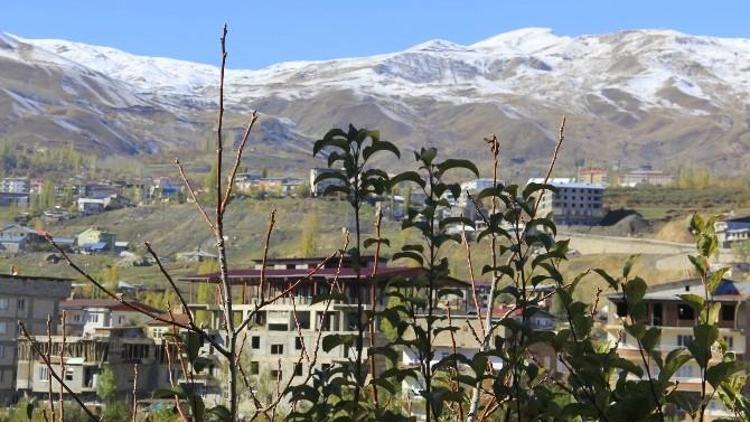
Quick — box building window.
[294,363,303,376]
[0,322,7,334]
[676,364,695,378]
[39,367,49,382]
[652,303,663,326]
[295,337,304,350]
[677,305,694,320]
[17,299,25,311]
[721,304,735,322]
[0,298,7,310]
[251,336,260,349]
[677,335,694,346]
[249,361,259,375]
[0,345,5,358]
[87,313,100,323]
[271,344,284,355]
[73,314,82,323]
[723,336,734,350]
[615,302,628,317]
[65,368,74,381]
[268,324,288,331]
[270,369,282,379]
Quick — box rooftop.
[607,277,750,302]
[61,299,161,314]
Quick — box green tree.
[297,209,319,257]
[96,367,118,403]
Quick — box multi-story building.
[179,255,471,398]
[577,167,609,185]
[530,178,606,226]
[0,274,71,404]
[16,327,175,403]
[0,177,30,194]
[714,215,750,248]
[618,168,674,187]
[605,277,748,410]
[60,299,161,336]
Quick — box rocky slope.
[3,28,750,175]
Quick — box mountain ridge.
[2,28,750,175]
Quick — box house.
[77,194,130,215]
[0,224,46,254]
[618,168,674,187]
[577,167,609,185]
[176,248,218,263]
[235,175,305,197]
[605,277,749,410]
[60,299,162,336]
[16,327,176,403]
[530,178,606,226]
[0,273,72,404]
[76,228,116,252]
[0,192,29,207]
[0,177,30,194]
[714,215,750,248]
[81,183,120,199]
[148,178,182,202]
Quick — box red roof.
[147,311,191,327]
[61,299,161,314]
[179,266,468,287]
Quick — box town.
[1,161,749,419]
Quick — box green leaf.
[623,277,647,305]
[392,250,424,266]
[436,159,479,177]
[688,255,708,276]
[389,171,426,189]
[641,327,661,351]
[679,293,705,313]
[706,361,744,388]
[659,348,691,383]
[152,386,187,399]
[689,324,719,368]
[594,268,619,290]
[522,182,557,201]
[622,254,640,279]
[707,267,729,293]
[183,332,203,364]
[363,139,400,161]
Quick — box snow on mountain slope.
[16,28,750,118]
[4,28,750,171]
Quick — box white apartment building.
[530,178,606,226]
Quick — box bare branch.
[19,323,98,421]
[174,158,217,234]
[221,110,259,213]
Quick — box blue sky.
[3,1,749,68]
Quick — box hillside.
[1,28,750,175]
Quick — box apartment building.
[0,274,71,404]
[16,327,175,402]
[714,215,750,248]
[530,178,606,226]
[0,177,30,194]
[605,277,748,402]
[577,167,609,185]
[179,255,471,399]
[60,299,161,336]
[619,168,674,187]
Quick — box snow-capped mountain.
[3,28,750,173]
